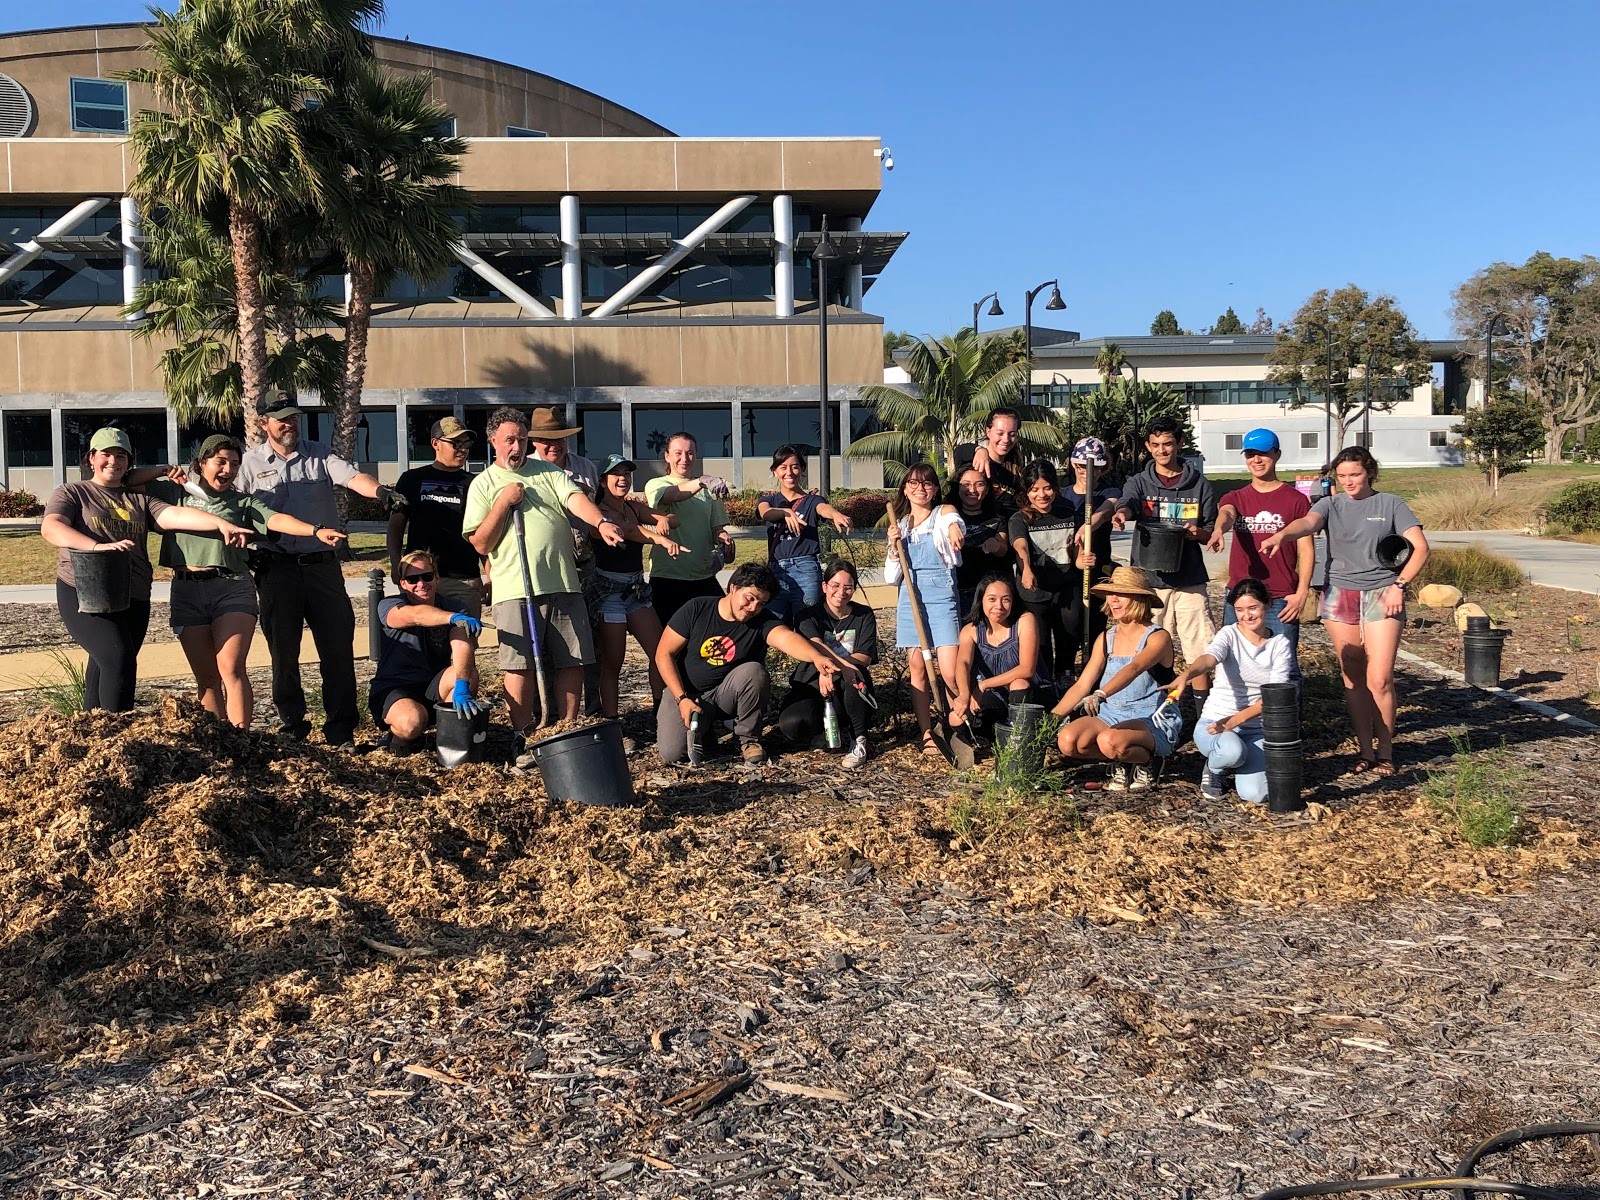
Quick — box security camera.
[874,146,894,171]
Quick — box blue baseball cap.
[1241,428,1280,454]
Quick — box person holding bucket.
[139,434,349,729]
[1167,579,1292,803]
[1259,445,1429,777]
[1051,566,1181,793]
[883,464,967,757]
[40,426,254,713]
[757,445,854,623]
[777,558,880,769]
[370,550,485,757]
[951,572,1050,743]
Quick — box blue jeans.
[770,555,821,623]
[1224,594,1302,684]
[1194,723,1268,804]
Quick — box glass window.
[407,409,454,463]
[5,412,51,468]
[178,413,246,464]
[62,412,167,469]
[1356,431,1374,449]
[1300,432,1319,449]
[1429,430,1448,447]
[577,408,621,461]
[69,78,128,134]
[507,126,546,137]
[433,117,457,138]
[740,405,841,459]
[632,408,732,460]
[1224,433,1243,451]
[352,409,397,462]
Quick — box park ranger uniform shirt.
[236,439,358,555]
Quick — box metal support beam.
[729,397,744,488]
[49,406,65,488]
[449,242,558,319]
[0,196,112,288]
[590,195,756,319]
[560,194,582,319]
[393,398,409,465]
[843,216,864,310]
[772,194,794,318]
[120,197,145,320]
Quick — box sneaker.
[1128,762,1157,792]
[1200,768,1227,801]
[842,737,869,770]
[740,742,768,769]
[1104,763,1133,792]
[512,733,537,771]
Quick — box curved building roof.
[0,23,673,139]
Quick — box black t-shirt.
[954,441,1023,511]
[395,464,480,579]
[668,595,782,695]
[371,595,463,695]
[760,491,823,561]
[1009,507,1080,598]
[592,499,649,574]
[791,601,878,687]
[1062,486,1118,574]
[954,504,1013,597]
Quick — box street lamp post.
[972,291,1002,335]
[1023,279,1066,409]
[1361,349,1379,447]
[814,217,840,494]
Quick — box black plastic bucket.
[1139,524,1186,575]
[434,703,489,769]
[70,548,131,614]
[993,720,1047,779]
[1260,682,1298,711]
[1263,739,1304,813]
[1463,627,1510,689]
[529,718,636,807]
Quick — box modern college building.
[0,23,901,495]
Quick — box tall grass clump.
[31,648,87,715]
[1422,732,1525,848]
[1413,546,1524,595]
[949,712,1073,841]
[1408,486,1530,531]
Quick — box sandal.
[1371,758,1397,778]
[921,732,944,758]
[1349,756,1377,775]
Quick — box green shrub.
[0,488,43,518]
[1544,480,1600,532]
[343,492,388,522]
[1413,546,1524,595]
[832,490,890,527]
[1422,732,1524,848]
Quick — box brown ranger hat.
[1089,565,1166,608]
[527,406,581,439]
[429,415,475,444]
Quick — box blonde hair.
[1102,595,1152,625]
[399,550,437,574]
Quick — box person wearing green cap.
[39,426,254,713]
[135,433,349,729]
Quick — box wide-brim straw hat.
[1089,565,1165,608]
[528,406,580,438]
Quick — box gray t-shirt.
[44,482,172,598]
[1312,491,1420,591]
[236,438,359,555]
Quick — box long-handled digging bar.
[512,506,555,729]
[900,562,972,768]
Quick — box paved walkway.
[1426,531,1600,595]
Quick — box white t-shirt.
[1198,623,1292,732]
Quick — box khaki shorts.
[170,574,259,633]
[493,593,595,671]
[436,575,484,620]
[1151,583,1216,664]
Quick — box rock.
[1418,583,1463,608]
[1454,602,1489,631]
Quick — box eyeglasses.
[403,572,436,583]
[905,479,937,490]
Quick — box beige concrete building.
[0,24,901,494]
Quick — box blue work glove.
[449,612,482,637]
[451,678,485,718]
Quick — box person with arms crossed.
[388,415,482,618]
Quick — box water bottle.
[687,710,703,765]
[823,699,842,750]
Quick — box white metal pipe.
[844,216,864,310]
[0,196,112,287]
[590,194,756,320]
[450,242,557,319]
[119,197,144,320]
[772,194,794,319]
[560,194,582,320]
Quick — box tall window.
[740,405,840,460]
[1429,430,1448,447]
[577,409,621,460]
[69,78,128,134]
[1356,431,1375,449]
[62,412,166,468]
[1224,433,1243,451]
[4,412,50,467]
[632,408,732,459]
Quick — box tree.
[882,329,917,367]
[1094,342,1129,388]
[1058,378,1193,479]
[1453,398,1545,492]
[126,0,383,440]
[1150,310,1182,336]
[312,61,468,461]
[1248,306,1274,334]
[1451,252,1600,463]
[847,327,1054,483]
[1210,306,1246,335]
[1267,286,1432,449]
[978,328,1029,375]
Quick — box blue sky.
[13,0,1599,340]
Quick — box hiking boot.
[740,742,769,769]
[842,737,869,770]
[1128,761,1157,792]
[387,735,420,758]
[1104,763,1133,792]
[1200,768,1228,801]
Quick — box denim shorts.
[594,569,654,624]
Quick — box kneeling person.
[371,551,485,754]
[655,562,841,768]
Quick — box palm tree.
[1058,377,1192,479]
[1094,342,1129,388]
[312,62,469,461]
[126,0,381,439]
[847,328,1056,484]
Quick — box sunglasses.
[403,571,436,583]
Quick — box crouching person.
[655,562,840,769]
[370,551,485,755]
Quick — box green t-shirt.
[643,474,728,581]
[147,479,279,571]
[463,460,582,603]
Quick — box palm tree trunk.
[229,201,271,445]
[333,258,376,462]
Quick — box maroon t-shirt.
[1220,483,1312,599]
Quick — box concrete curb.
[1395,646,1600,734]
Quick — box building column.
[838,388,852,488]
[619,397,634,461]
[773,194,794,319]
[560,194,582,320]
[0,412,8,491]
[120,197,144,321]
[729,398,744,488]
[49,406,65,488]
[394,397,410,466]
[843,216,863,310]
[165,408,180,467]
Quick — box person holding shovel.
[41,426,254,713]
[463,406,625,768]
[883,464,966,757]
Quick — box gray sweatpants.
[656,660,771,764]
